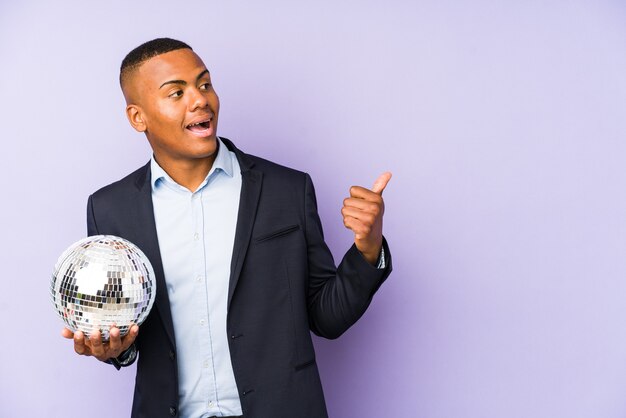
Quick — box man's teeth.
[188,119,211,128]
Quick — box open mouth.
[186,117,212,133]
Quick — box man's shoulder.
[247,153,306,178]
[224,137,309,184]
[90,162,150,199]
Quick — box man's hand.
[61,325,139,362]
[341,172,392,265]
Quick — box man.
[61,38,392,418]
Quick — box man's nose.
[189,88,209,110]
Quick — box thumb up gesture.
[341,172,392,265]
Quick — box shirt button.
[196,276,202,282]
[193,232,199,240]
[203,360,209,368]
[208,401,214,407]
[200,319,205,326]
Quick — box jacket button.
[169,350,175,360]
[169,406,177,416]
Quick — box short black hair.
[120,37,192,88]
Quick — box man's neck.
[154,155,216,192]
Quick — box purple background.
[1,1,626,417]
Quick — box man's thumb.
[371,172,392,195]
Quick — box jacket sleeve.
[303,173,392,339]
[86,194,138,369]
[87,195,99,236]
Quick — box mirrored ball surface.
[51,235,156,340]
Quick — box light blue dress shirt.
[150,138,243,418]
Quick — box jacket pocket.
[254,224,300,243]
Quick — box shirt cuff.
[376,246,386,269]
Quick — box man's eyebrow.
[159,79,186,89]
[159,70,210,89]
[197,69,210,81]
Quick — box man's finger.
[343,196,379,211]
[74,331,88,355]
[61,328,74,339]
[121,325,139,351]
[371,172,392,195]
[343,216,368,240]
[342,206,375,225]
[90,330,105,357]
[109,327,122,354]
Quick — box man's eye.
[169,90,183,98]
[200,83,212,90]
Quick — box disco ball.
[51,235,156,340]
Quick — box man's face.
[125,48,220,167]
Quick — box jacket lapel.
[223,138,263,310]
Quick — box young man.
[62,38,392,418]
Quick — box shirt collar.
[150,137,234,190]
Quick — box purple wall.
[1,1,625,417]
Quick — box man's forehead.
[138,49,209,82]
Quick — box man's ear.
[126,105,147,132]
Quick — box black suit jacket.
[86,138,392,418]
